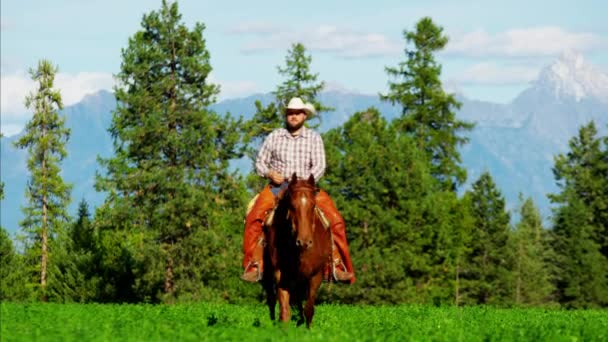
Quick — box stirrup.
[241,262,262,283]
[333,259,353,283]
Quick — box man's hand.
[267,170,285,185]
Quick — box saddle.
[245,194,330,229]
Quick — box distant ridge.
[2,53,607,233]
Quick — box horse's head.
[284,174,317,251]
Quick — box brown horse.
[262,174,332,328]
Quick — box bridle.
[283,184,317,237]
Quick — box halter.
[282,183,318,237]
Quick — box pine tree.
[0,227,30,301]
[601,129,608,259]
[549,122,608,308]
[243,43,331,191]
[462,172,511,305]
[321,108,434,303]
[380,17,473,191]
[511,196,554,306]
[47,198,99,302]
[96,0,247,302]
[441,195,475,306]
[1,175,29,300]
[70,199,95,252]
[13,60,72,299]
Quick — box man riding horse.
[242,97,355,284]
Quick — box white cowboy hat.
[285,97,316,116]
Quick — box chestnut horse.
[262,174,332,328]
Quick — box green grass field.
[1,302,606,341]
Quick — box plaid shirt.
[255,127,326,181]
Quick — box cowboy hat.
[285,97,316,116]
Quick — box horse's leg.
[295,295,305,327]
[304,272,323,329]
[264,280,276,321]
[277,287,291,323]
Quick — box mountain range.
[2,52,607,233]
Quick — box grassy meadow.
[1,302,606,341]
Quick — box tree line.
[1,1,607,308]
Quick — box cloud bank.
[229,22,401,58]
[446,27,606,58]
[229,23,605,63]
[452,63,540,86]
[1,71,114,136]
[1,70,262,135]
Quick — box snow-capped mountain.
[460,51,608,218]
[533,50,608,103]
[509,51,608,152]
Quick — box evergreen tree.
[0,227,30,301]
[0,227,15,298]
[1,171,30,300]
[46,199,99,302]
[549,122,608,308]
[13,59,72,300]
[243,43,331,191]
[71,199,95,252]
[0,137,26,301]
[511,196,554,306]
[321,108,474,305]
[96,0,247,303]
[602,128,608,259]
[442,195,475,306]
[380,17,473,191]
[321,108,433,303]
[462,172,511,305]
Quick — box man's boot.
[332,246,353,283]
[241,186,275,283]
[241,237,264,283]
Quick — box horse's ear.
[291,173,298,184]
[307,174,315,186]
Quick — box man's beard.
[286,120,304,132]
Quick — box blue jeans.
[270,181,289,196]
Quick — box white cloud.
[0,123,25,137]
[1,72,33,115]
[208,73,261,100]
[451,63,539,86]
[218,80,261,100]
[54,72,115,106]
[1,71,114,136]
[446,27,606,58]
[235,24,401,58]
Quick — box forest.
[1,0,606,309]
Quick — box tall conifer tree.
[14,60,72,299]
[96,0,246,302]
[322,108,434,303]
[549,122,608,308]
[380,17,473,191]
[462,172,511,305]
[511,196,554,306]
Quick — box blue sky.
[2,0,607,136]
